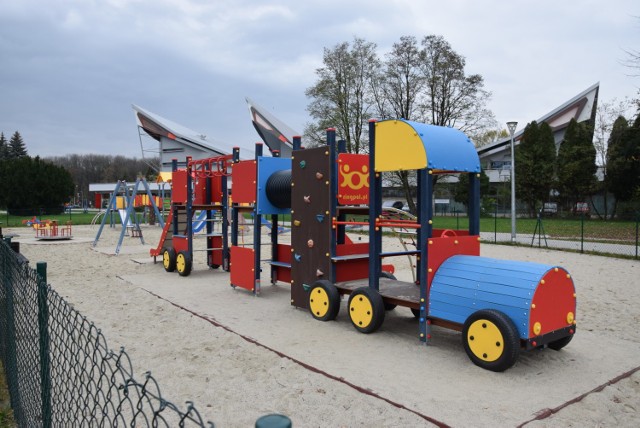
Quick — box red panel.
[95,193,102,208]
[172,236,189,253]
[209,236,223,267]
[335,243,370,282]
[230,246,256,292]
[272,244,292,284]
[427,234,480,287]
[193,175,208,205]
[530,268,577,337]
[337,153,369,205]
[210,175,223,204]
[231,160,257,204]
[276,243,292,263]
[172,170,188,203]
[337,242,369,256]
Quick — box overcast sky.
[1,0,638,159]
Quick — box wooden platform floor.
[336,278,420,309]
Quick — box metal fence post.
[3,238,19,414]
[635,212,640,259]
[580,213,585,254]
[494,203,498,243]
[36,262,52,428]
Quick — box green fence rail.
[432,208,640,259]
[0,238,213,427]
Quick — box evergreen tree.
[0,132,8,160]
[605,116,631,213]
[8,131,28,158]
[0,156,74,214]
[453,169,490,207]
[556,119,598,213]
[607,113,640,207]
[515,121,557,216]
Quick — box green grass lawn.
[1,210,637,244]
[0,363,15,428]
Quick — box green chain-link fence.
[479,207,640,258]
[0,238,212,427]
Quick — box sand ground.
[10,224,640,427]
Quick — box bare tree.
[592,98,633,219]
[371,36,427,213]
[306,34,496,212]
[305,37,379,153]
[420,35,496,139]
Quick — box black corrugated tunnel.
[265,169,292,209]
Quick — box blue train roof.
[374,119,480,173]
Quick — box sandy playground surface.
[9,224,640,427]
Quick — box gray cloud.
[1,0,637,158]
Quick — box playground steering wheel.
[440,229,457,238]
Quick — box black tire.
[308,280,341,321]
[462,309,520,372]
[176,251,192,277]
[348,287,385,334]
[380,271,397,311]
[548,334,573,351]
[162,247,176,272]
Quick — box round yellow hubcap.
[467,319,504,362]
[176,253,186,272]
[350,294,373,328]
[163,251,171,268]
[309,287,330,318]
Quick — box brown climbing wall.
[290,147,332,309]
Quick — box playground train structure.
[149,119,577,372]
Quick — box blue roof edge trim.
[400,120,481,173]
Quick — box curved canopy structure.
[133,104,255,172]
[374,119,480,173]
[246,97,300,158]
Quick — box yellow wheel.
[176,251,192,277]
[308,280,340,321]
[348,287,385,334]
[162,248,176,272]
[462,309,520,372]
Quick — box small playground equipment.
[285,120,576,371]
[150,154,233,276]
[151,120,576,372]
[93,179,164,254]
[23,217,73,240]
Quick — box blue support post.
[253,144,263,294]
[326,129,337,284]
[336,139,347,245]
[416,169,433,344]
[204,160,213,267]
[368,120,381,291]
[222,171,230,271]
[292,136,302,151]
[270,149,280,282]
[186,156,194,258]
[231,149,240,249]
[36,262,52,428]
[172,159,179,239]
[468,172,480,235]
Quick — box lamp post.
[507,121,518,243]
